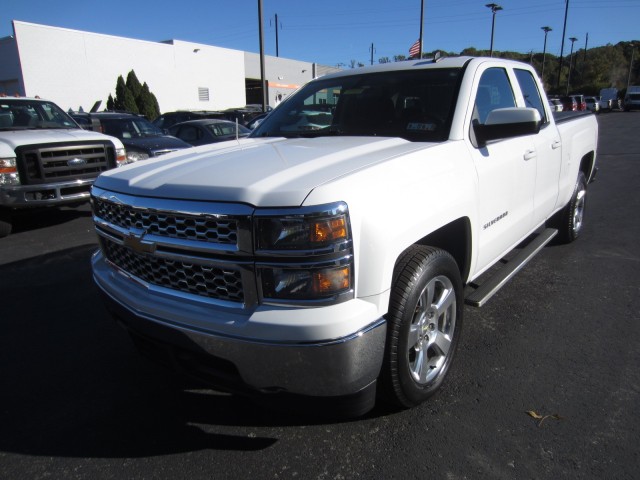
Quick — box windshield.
[0,99,78,130]
[252,67,462,142]
[100,117,164,139]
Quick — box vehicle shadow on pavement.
[9,206,92,234]
[0,244,390,459]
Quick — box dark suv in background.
[72,112,192,164]
[153,107,266,130]
[152,110,227,130]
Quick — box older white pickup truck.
[0,97,126,237]
[91,56,598,416]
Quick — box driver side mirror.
[474,107,541,147]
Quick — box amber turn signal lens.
[310,216,347,243]
[313,266,350,294]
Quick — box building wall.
[243,53,342,107]
[11,21,246,113]
[3,21,342,115]
[244,52,312,106]
[0,35,22,95]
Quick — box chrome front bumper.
[97,279,387,399]
[0,179,94,207]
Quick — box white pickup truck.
[0,97,126,237]
[90,57,598,416]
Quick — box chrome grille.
[93,197,238,245]
[18,142,113,185]
[102,239,244,302]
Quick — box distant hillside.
[399,41,639,96]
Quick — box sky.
[2,0,639,68]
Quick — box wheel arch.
[580,150,597,183]
[395,216,472,286]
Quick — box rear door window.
[514,68,548,124]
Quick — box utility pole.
[566,36,578,95]
[258,0,266,112]
[627,43,636,90]
[418,0,424,59]
[369,43,375,65]
[557,0,570,89]
[583,32,588,64]
[275,14,280,57]
[541,26,552,84]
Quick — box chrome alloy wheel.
[407,274,456,385]
[573,189,586,235]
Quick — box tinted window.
[100,117,163,139]
[252,68,463,142]
[0,99,77,129]
[176,125,201,143]
[473,67,516,124]
[514,69,547,123]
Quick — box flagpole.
[418,0,424,58]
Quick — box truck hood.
[0,128,123,153]
[94,136,437,206]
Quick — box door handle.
[552,140,562,149]
[524,149,537,161]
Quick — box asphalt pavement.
[1,111,639,479]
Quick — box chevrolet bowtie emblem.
[123,231,156,254]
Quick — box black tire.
[548,171,587,244]
[380,245,463,408]
[0,209,12,238]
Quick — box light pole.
[541,26,552,84]
[566,36,578,95]
[485,3,503,57]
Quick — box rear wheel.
[549,172,587,244]
[380,245,463,408]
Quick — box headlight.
[260,264,352,301]
[0,157,20,186]
[256,204,349,251]
[255,203,354,304]
[115,148,127,166]
[125,151,150,164]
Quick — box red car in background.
[560,95,578,111]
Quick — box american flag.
[409,40,421,58]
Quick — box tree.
[137,82,160,120]
[126,70,143,100]
[393,55,406,62]
[122,88,138,113]
[114,75,127,111]
[109,70,161,116]
[379,57,391,64]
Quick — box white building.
[0,21,340,114]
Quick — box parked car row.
[547,93,625,114]
[153,105,270,130]
[71,108,266,164]
[71,112,192,164]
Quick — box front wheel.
[380,245,463,408]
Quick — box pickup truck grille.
[102,239,244,303]
[17,142,115,185]
[93,198,238,245]
[92,188,253,306]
